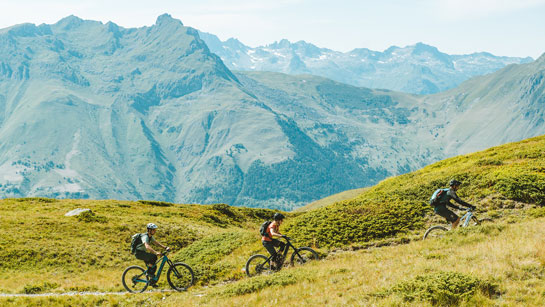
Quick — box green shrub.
[22,282,59,294]
[217,271,311,297]
[528,207,545,218]
[138,200,173,207]
[15,197,56,203]
[375,271,500,306]
[76,210,107,223]
[173,231,256,283]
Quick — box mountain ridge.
[0,15,544,210]
[198,31,533,95]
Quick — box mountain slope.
[0,15,544,210]
[198,32,533,94]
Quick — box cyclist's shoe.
[149,280,159,288]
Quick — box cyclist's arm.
[152,240,167,250]
[270,225,282,237]
[144,242,160,255]
[448,190,472,208]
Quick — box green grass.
[5,215,545,306]
[294,187,368,212]
[283,134,545,248]
[0,199,282,294]
[1,134,545,306]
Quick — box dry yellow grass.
[7,214,542,306]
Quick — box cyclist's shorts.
[135,250,158,265]
[434,204,458,223]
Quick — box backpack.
[130,233,144,254]
[259,221,272,238]
[429,188,449,206]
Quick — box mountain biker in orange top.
[134,223,169,286]
[262,213,286,269]
[433,179,476,229]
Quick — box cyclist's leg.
[275,239,286,253]
[434,205,459,228]
[262,240,277,259]
[135,251,158,276]
[262,240,278,268]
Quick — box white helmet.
[147,223,158,230]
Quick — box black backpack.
[429,188,449,206]
[130,233,144,254]
[260,221,272,238]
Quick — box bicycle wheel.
[167,262,194,291]
[423,225,449,240]
[122,265,149,293]
[290,247,319,266]
[245,254,271,277]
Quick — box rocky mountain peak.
[155,13,184,27]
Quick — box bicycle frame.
[264,237,305,264]
[460,210,474,227]
[134,253,173,284]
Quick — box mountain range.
[198,31,533,94]
[0,14,543,210]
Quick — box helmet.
[273,213,285,221]
[147,223,158,230]
[449,179,462,187]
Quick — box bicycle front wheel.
[290,247,319,266]
[167,262,194,291]
[423,225,449,240]
[245,254,271,277]
[122,265,149,293]
[470,215,480,226]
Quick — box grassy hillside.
[1,134,544,306]
[4,208,545,306]
[283,134,545,248]
[0,199,281,294]
[294,187,368,212]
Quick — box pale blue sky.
[1,0,544,58]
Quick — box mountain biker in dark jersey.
[134,223,169,286]
[433,179,476,229]
[262,213,286,270]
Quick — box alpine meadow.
[0,11,545,307]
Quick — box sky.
[1,0,544,58]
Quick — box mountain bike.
[122,248,194,293]
[423,207,493,239]
[245,236,319,277]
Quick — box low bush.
[216,271,313,297]
[76,210,107,223]
[374,271,500,305]
[138,200,174,207]
[22,282,59,294]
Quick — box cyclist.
[134,223,169,286]
[433,179,476,229]
[262,213,286,270]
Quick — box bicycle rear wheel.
[167,262,194,291]
[122,265,149,293]
[290,247,319,266]
[245,254,271,277]
[423,225,449,240]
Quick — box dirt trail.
[0,289,177,297]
